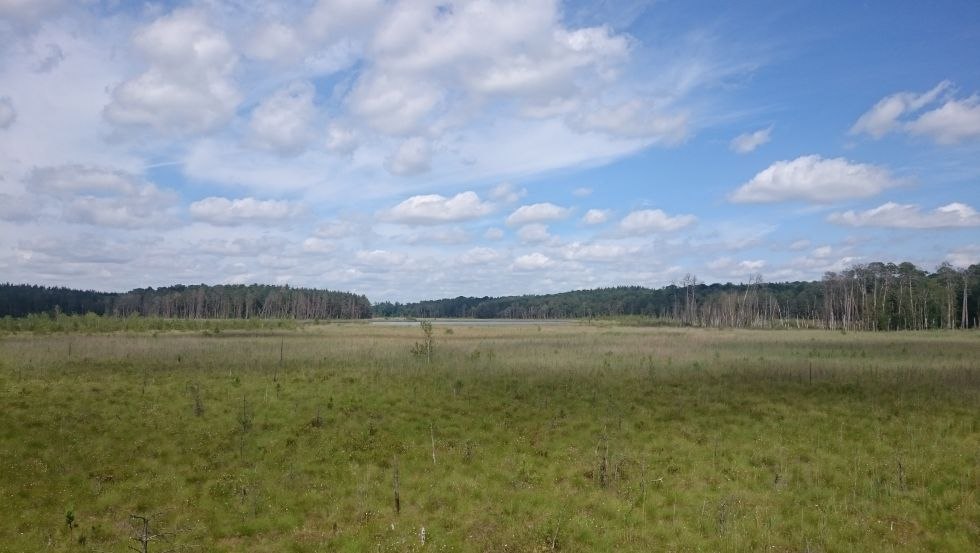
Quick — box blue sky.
[0,1,978,301]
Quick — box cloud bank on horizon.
[0,0,978,301]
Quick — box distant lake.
[368,318,577,327]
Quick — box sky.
[1,0,979,302]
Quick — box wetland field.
[0,322,977,552]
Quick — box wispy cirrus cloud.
[828,202,980,229]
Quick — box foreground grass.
[0,324,977,552]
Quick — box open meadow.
[0,322,977,552]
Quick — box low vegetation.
[1,323,977,551]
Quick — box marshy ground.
[0,323,977,551]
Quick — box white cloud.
[946,245,979,268]
[0,0,66,25]
[512,252,553,270]
[561,241,633,262]
[382,190,494,224]
[245,22,304,62]
[488,182,526,203]
[517,223,553,243]
[706,256,766,275]
[302,237,336,254]
[367,0,629,105]
[729,126,771,153]
[619,208,696,234]
[103,9,240,134]
[385,136,431,176]
[570,99,688,143]
[729,155,899,203]
[314,219,362,239]
[459,247,503,265]
[355,249,406,268]
[304,0,383,44]
[27,164,136,196]
[0,193,36,221]
[0,96,15,129]
[811,245,833,258]
[33,43,64,73]
[851,81,980,144]
[248,81,317,155]
[789,239,811,251]
[906,96,980,144]
[582,208,610,225]
[403,226,471,245]
[572,187,592,197]
[189,197,305,226]
[851,81,950,138]
[828,202,980,229]
[325,123,358,155]
[24,164,178,228]
[506,202,571,226]
[483,227,504,240]
[350,72,444,135]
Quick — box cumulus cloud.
[789,239,811,251]
[198,236,287,256]
[582,208,610,225]
[483,227,504,240]
[851,81,980,144]
[325,123,358,155]
[517,223,554,243]
[619,208,696,234]
[314,219,362,239]
[336,0,642,143]
[103,9,240,134]
[248,81,317,155]
[811,245,833,258]
[245,22,305,62]
[828,202,980,229]
[385,136,431,176]
[355,249,406,268]
[729,126,771,153]
[0,96,15,129]
[488,182,526,203]
[350,72,444,135]
[459,247,503,265]
[706,256,766,275]
[905,96,980,144]
[729,155,899,203]
[382,191,494,224]
[561,242,634,262]
[189,197,305,226]
[304,0,383,44]
[24,165,178,228]
[512,252,553,270]
[946,245,979,268]
[506,202,571,226]
[403,226,471,245]
[302,237,336,254]
[18,233,134,264]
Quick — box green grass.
[0,324,977,551]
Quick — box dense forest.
[375,261,980,330]
[3,261,979,330]
[0,284,372,320]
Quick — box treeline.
[0,284,372,320]
[375,261,980,330]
